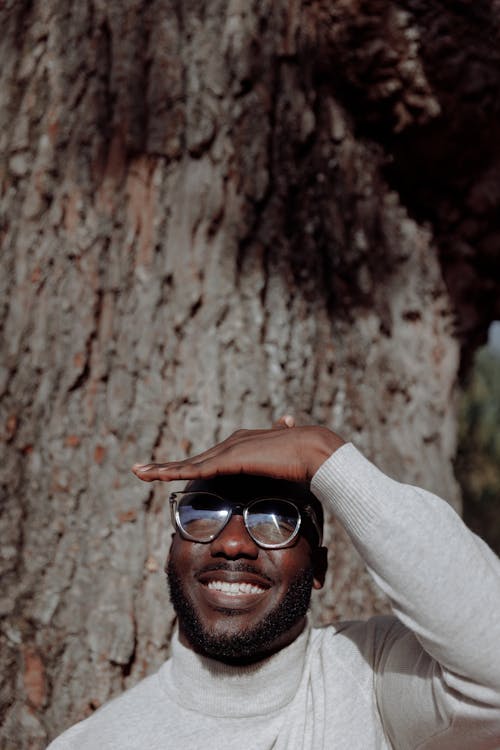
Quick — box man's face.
[167,475,326,664]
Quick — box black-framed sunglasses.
[169,491,323,550]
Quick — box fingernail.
[284,415,294,427]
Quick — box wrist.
[307,427,345,479]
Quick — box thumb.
[272,414,296,429]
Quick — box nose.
[210,514,259,559]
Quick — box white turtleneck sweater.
[47,444,500,749]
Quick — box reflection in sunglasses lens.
[247,500,298,545]
[178,493,229,541]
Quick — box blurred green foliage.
[455,347,500,555]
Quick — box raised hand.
[132,417,344,484]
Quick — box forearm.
[311,443,500,693]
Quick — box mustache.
[195,561,275,585]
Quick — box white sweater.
[47,444,500,749]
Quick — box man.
[49,418,500,749]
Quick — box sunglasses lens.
[246,499,299,546]
[177,493,229,542]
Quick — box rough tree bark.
[1,1,499,746]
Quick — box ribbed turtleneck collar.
[160,622,311,718]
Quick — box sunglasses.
[169,491,323,549]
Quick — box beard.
[167,558,314,664]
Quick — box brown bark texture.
[1,0,499,746]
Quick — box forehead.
[185,474,313,506]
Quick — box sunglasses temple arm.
[305,505,323,546]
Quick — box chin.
[167,558,313,663]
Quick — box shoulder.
[313,615,404,644]
[311,616,418,666]
[47,664,169,749]
[309,617,431,702]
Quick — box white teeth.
[206,580,265,595]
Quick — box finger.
[132,456,207,481]
[132,426,292,482]
[132,462,206,482]
[273,414,295,429]
[132,434,269,482]
[132,451,242,482]
[132,438,232,478]
[131,442,241,482]
[132,428,267,479]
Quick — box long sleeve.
[311,443,500,749]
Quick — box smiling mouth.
[196,564,274,598]
[206,580,266,596]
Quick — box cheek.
[274,544,313,581]
[168,537,197,574]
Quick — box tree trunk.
[1,1,499,746]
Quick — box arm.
[312,443,500,749]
